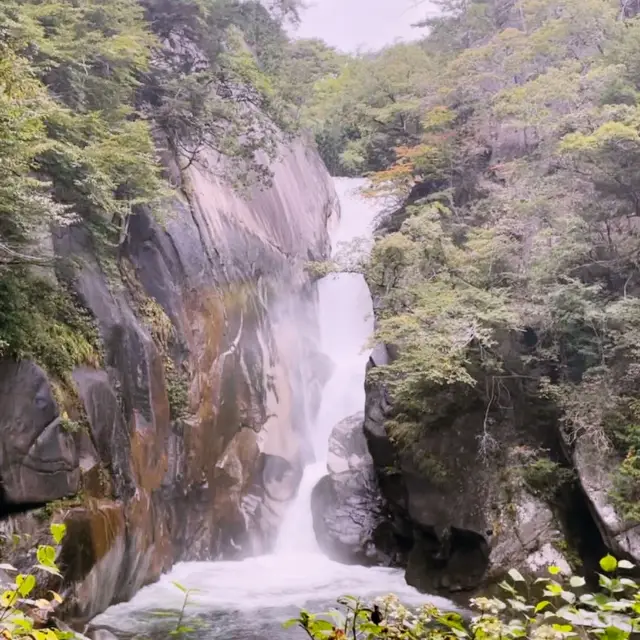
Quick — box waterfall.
[276,178,378,553]
[91,179,453,639]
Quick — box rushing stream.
[91,179,451,640]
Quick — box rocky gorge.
[5,0,640,633]
[0,137,338,621]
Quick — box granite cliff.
[0,138,337,620]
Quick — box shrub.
[612,452,640,522]
[0,268,100,380]
[0,523,71,640]
[287,555,640,640]
[521,458,575,502]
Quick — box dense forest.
[293,0,640,524]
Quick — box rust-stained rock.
[0,137,336,621]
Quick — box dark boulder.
[311,412,407,566]
[0,360,79,505]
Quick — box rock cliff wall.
[0,138,337,620]
[357,344,608,597]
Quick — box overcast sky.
[292,0,435,52]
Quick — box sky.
[291,0,436,52]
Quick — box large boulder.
[0,360,79,505]
[311,412,406,566]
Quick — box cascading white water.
[92,179,452,640]
[276,177,377,554]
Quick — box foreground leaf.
[601,555,618,573]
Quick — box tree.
[304,43,434,174]
[0,41,60,266]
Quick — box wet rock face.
[311,412,407,566]
[362,345,574,595]
[0,138,337,620]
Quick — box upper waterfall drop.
[275,178,381,554]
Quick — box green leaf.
[600,574,614,588]
[600,555,618,573]
[535,600,552,612]
[171,581,189,593]
[0,590,17,607]
[282,619,299,629]
[603,626,629,640]
[560,590,576,604]
[310,620,334,632]
[36,545,56,568]
[508,568,526,582]
[16,574,36,597]
[548,566,562,575]
[50,523,66,545]
[437,614,466,631]
[359,623,384,634]
[618,559,635,570]
[552,624,573,632]
[569,576,586,588]
[498,580,517,595]
[11,617,34,631]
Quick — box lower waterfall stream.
[92,178,452,639]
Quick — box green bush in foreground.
[286,556,640,640]
[0,523,70,640]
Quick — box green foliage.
[274,38,345,120]
[521,458,575,502]
[308,0,640,530]
[134,290,190,421]
[168,581,200,638]
[59,417,83,434]
[165,359,190,421]
[0,38,66,263]
[42,494,85,519]
[0,268,100,379]
[150,581,202,639]
[611,452,640,522]
[0,0,310,381]
[304,260,340,279]
[364,201,517,431]
[0,0,166,250]
[303,44,434,175]
[385,420,449,482]
[0,524,70,640]
[288,556,640,640]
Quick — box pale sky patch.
[291,0,436,52]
